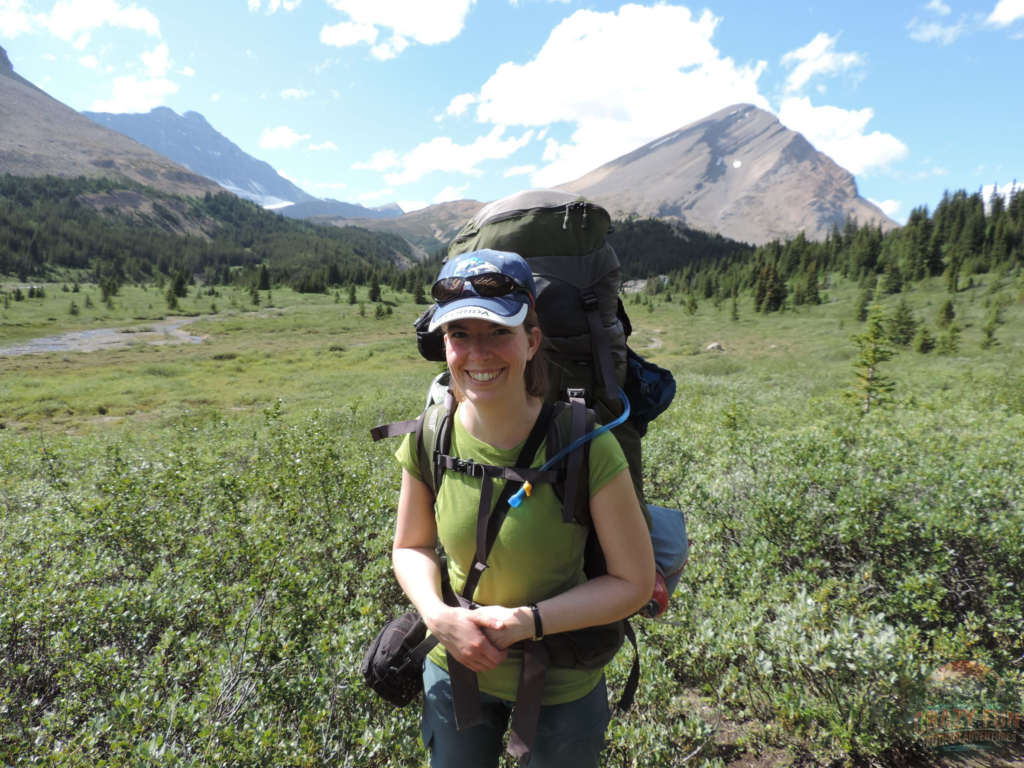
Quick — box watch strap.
[529,604,544,641]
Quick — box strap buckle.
[566,387,587,401]
[452,457,483,477]
[580,288,599,311]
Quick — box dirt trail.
[0,316,205,356]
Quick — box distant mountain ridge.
[557,104,897,245]
[82,107,317,208]
[0,45,220,198]
[278,198,403,220]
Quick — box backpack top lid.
[450,189,612,261]
[472,189,583,226]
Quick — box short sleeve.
[394,431,424,483]
[586,430,630,498]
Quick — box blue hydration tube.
[509,387,630,508]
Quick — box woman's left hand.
[473,605,534,650]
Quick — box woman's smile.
[466,368,504,382]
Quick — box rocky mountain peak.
[0,45,13,71]
[558,103,894,244]
[82,107,316,207]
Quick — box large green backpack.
[439,188,648,521]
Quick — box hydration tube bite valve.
[508,388,631,509]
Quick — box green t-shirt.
[395,407,629,705]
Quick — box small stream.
[0,318,204,357]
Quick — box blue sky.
[2,0,1022,222]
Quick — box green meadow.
[1,273,1023,766]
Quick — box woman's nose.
[468,335,492,358]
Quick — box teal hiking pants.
[421,657,610,768]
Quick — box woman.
[392,249,654,768]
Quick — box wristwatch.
[528,604,544,641]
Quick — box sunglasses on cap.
[431,273,534,305]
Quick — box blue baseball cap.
[428,250,536,332]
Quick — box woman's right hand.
[424,606,509,672]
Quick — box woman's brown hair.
[445,307,548,401]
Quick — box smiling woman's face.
[443,318,541,406]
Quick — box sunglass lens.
[470,274,515,297]
[431,277,464,302]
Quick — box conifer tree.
[68,300,79,315]
[368,276,381,302]
[888,298,918,345]
[883,257,903,294]
[685,295,698,315]
[980,317,999,349]
[913,325,935,353]
[730,294,739,322]
[937,299,955,328]
[348,283,357,305]
[855,289,873,321]
[413,282,427,305]
[844,303,895,415]
[72,281,80,293]
[84,294,93,308]
[375,304,385,319]
[936,324,961,355]
[258,264,271,291]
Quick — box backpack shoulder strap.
[548,393,595,526]
[370,399,453,498]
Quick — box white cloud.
[398,200,428,212]
[780,33,865,94]
[308,141,338,151]
[36,0,161,41]
[445,92,476,117]
[433,184,470,204]
[382,126,533,186]
[777,97,909,175]
[89,74,177,112]
[179,66,194,76]
[277,168,298,183]
[371,34,408,60]
[0,0,33,38]
[78,54,98,67]
[461,5,769,188]
[352,149,400,171]
[907,17,966,43]
[211,92,219,101]
[72,31,90,49]
[988,0,1024,25]
[357,187,395,201]
[259,126,312,149]
[320,21,377,47]
[43,53,57,60]
[330,89,341,98]
[320,0,475,59]
[867,198,902,218]
[280,87,314,99]
[140,42,170,77]
[247,0,259,9]
[504,164,536,177]
[925,0,952,14]
[105,64,113,72]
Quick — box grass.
[1,271,1023,766]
